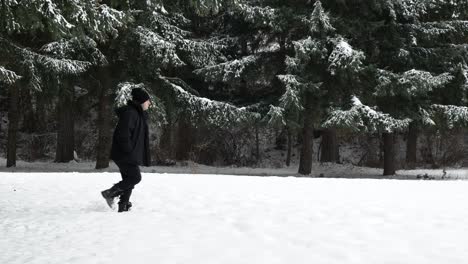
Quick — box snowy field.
[1,172,468,264]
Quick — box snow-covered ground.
[1,172,468,264]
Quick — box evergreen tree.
[321,0,468,173]
[272,1,365,174]
[0,0,130,166]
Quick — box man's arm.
[114,110,137,153]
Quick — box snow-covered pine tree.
[40,36,110,163]
[271,1,365,174]
[321,0,468,172]
[0,36,91,166]
[188,0,308,165]
[0,0,130,166]
[379,0,467,171]
[113,3,265,164]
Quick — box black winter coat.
[110,100,151,166]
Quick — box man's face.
[142,100,151,111]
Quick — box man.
[101,88,151,212]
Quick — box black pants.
[115,162,142,204]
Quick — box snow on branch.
[375,69,453,97]
[430,104,468,129]
[309,1,335,35]
[40,37,108,66]
[39,0,75,34]
[189,0,237,17]
[263,105,286,127]
[323,96,412,133]
[193,55,259,83]
[162,77,260,127]
[147,11,192,42]
[277,74,304,112]
[1,37,91,76]
[293,37,328,62]
[232,3,278,29]
[178,38,227,68]
[35,56,90,75]
[328,39,365,75]
[0,66,21,85]
[419,107,436,126]
[133,26,185,68]
[94,4,128,40]
[1,0,21,33]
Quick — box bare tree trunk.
[406,122,418,169]
[298,92,314,175]
[286,126,292,167]
[21,88,35,133]
[35,92,47,132]
[158,93,177,162]
[176,115,193,161]
[383,132,396,176]
[255,123,260,162]
[95,67,113,169]
[6,82,20,167]
[320,128,338,163]
[160,122,176,161]
[55,79,75,162]
[363,134,379,167]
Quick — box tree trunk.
[21,88,35,133]
[298,92,314,175]
[158,92,177,163]
[383,132,396,176]
[286,126,292,167]
[364,134,379,167]
[6,82,20,167]
[176,115,193,160]
[255,123,260,162]
[160,121,176,161]
[405,122,418,169]
[35,92,47,132]
[55,79,75,162]
[320,128,339,163]
[95,67,113,169]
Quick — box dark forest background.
[1,0,468,175]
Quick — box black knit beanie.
[131,88,150,104]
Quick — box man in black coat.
[101,88,151,212]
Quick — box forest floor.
[0,157,466,180]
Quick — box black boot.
[118,201,132,212]
[101,185,123,209]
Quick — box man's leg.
[118,189,133,212]
[115,162,141,212]
[114,162,141,191]
[102,162,141,209]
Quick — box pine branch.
[328,39,365,75]
[430,104,468,129]
[323,96,412,133]
[40,37,108,66]
[193,55,259,83]
[162,77,260,128]
[375,69,454,97]
[132,26,185,68]
[0,66,21,84]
